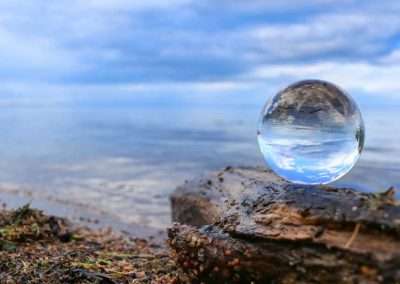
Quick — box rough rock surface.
[169,167,400,284]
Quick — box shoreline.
[0,204,187,283]
[0,189,168,241]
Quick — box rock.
[169,167,400,284]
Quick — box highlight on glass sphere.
[257,79,365,185]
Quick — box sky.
[1,0,400,107]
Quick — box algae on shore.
[0,204,189,284]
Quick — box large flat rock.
[169,167,400,284]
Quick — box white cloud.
[249,61,400,95]
[380,49,400,64]
[0,26,82,76]
[244,12,400,61]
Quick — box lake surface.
[0,93,399,235]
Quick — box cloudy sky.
[1,0,400,106]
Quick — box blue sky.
[1,0,400,107]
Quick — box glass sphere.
[257,80,365,185]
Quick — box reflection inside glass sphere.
[257,80,365,185]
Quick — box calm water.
[0,95,399,234]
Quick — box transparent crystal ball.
[257,80,365,185]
